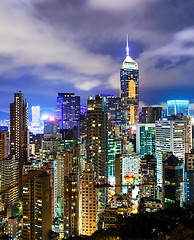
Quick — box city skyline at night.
[0,1,194,239]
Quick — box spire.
[126,34,129,56]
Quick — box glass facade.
[167,100,189,116]
[57,93,80,137]
[120,54,139,134]
[136,124,155,158]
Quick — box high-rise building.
[10,92,29,194]
[139,107,163,123]
[86,95,108,215]
[44,116,60,134]
[162,154,184,208]
[32,106,40,127]
[57,93,80,137]
[1,155,19,208]
[64,145,80,238]
[136,123,155,158]
[155,120,185,186]
[167,100,189,116]
[80,163,97,236]
[22,171,52,240]
[185,150,194,205]
[0,126,9,160]
[120,37,139,135]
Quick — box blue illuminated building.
[57,93,80,137]
[167,100,189,116]
[136,123,155,158]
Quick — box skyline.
[1,0,194,119]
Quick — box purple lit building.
[57,93,80,137]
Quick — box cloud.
[88,0,156,12]
[0,0,119,90]
[146,27,194,58]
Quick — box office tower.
[139,107,163,123]
[136,123,155,158]
[0,126,9,162]
[167,100,189,116]
[57,93,80,137]
[29,106,43,135]
[1,155,19,208]
[103,96,121,123]
[162,154,184,208]
[86,95,108,214]
[185,150,194,205]
[32,106,40,127]
[44,116,60,134]
[120,37,139,135]
[23,171,52,240]
[10,92,29,191]
[80,163,97,236]
[155,120,185,186]
[64,145,79,238]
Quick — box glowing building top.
[122,35,138,70]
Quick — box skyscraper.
[167,100,189,116]
[139,107,163,123]
[31,106,40,127]
[155,120,185,186]
[86,95,108,215]
[23,171,52,239]
[80,163,97,236]
[136,123,155,158]
[57,93,80,137]
[10,92,29,197]
[120,37,139,134]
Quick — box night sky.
[0,0,194,120]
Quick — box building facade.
[22,171,52,240]
[120,40,139,135]
[86,95,108,215]
[57,93,80,137]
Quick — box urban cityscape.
[0,1,194,240]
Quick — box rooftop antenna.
[126,34,129,56]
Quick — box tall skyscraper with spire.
[120,36,139,135]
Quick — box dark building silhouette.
[139,107,163,123]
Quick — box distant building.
[44,116,60,134]
[139,106,162,123]
[32,106,40,127]
[57,93,80,137]
[167,100,189,116]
